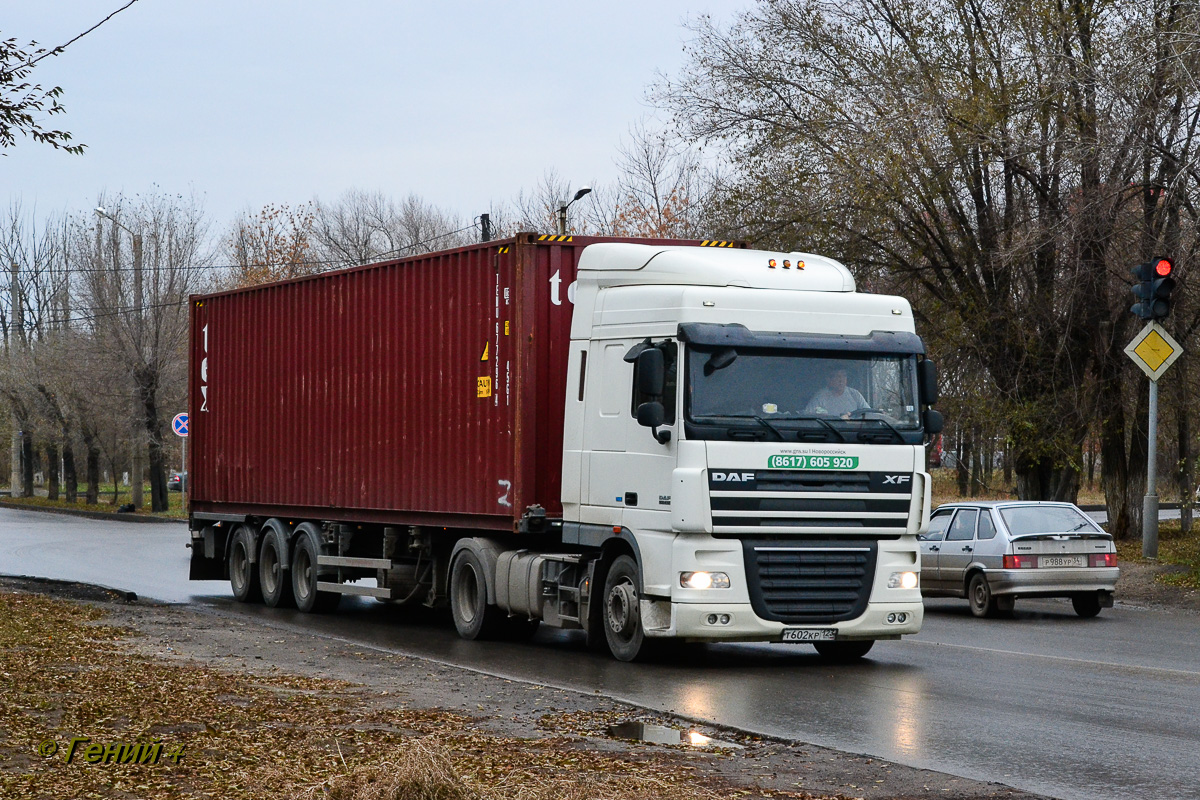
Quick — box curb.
[0,499,184,525]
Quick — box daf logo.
[711,472,756,482]
[883,474,912,485]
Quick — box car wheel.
[259,529,295,608]
[228,525,261,603]
[813,640,874,661]
[603,555,649,662]
[291,532,340,613]
[967,572,999,618]
[1072,593,1103,618]
[449,549,505,640]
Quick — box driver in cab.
[805,368,869,419]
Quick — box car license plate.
[1039,555,1086,568]
[782,628,836,642]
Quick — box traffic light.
[1130,257,1176,320]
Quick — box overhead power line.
[8,222,480,277]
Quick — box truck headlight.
[888,571,919,590]
[680,571,730,589]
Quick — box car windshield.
[686,347,921,428]
[999,506,1101,535]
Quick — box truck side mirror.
[923,409,944,435]
[636,401,671,444]
[636,348,665,396]
[918,359,939,405]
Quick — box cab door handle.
[962,546,973,552]
[929,545,940,552]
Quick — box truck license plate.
[782,628,836,642]
[1039,555,1086,568]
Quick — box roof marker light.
[768,259,777,268]
[797,260,805,270]
[783,260,791,268]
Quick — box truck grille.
[709,469,912,535]
[742,540,877,624]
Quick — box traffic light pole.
[1143,378,1159,559]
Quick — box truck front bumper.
[642,599,923,642]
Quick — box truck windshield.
[685,346,923,443]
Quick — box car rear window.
[998,506,1100,536]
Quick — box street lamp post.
[95,207,145,510]
[556,186,593,236]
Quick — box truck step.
[317,581,394,599]
[317,555,393,569]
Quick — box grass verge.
[0,591,814,800]
[0,492,186,520]
[1115,520,1200,592]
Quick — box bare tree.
[659,0,1200,535]
[309,190,472,268]
[80,192,212,512]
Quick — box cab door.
[581,341,632,524]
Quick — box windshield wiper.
[855,413,905,443]
[792,415,847,443]
[750,414,786,441]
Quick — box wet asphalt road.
[2,507,1198,800]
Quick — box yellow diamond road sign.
[1125,322,1183,381]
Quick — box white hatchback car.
[919,501,1119,618]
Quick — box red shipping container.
[189,233,740,531]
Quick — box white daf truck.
[188,236,940,662]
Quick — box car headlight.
[888,571,919,590]
[680,571,731,589]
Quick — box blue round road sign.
[172,413,189,437]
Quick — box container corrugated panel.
[189,233,740,530]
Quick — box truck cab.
[558,244,938,659]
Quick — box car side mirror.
[923,409,944,435]
[636,348,665,397]
[918,359,939,405]
[636,401,671,444]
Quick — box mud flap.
[188,527,227,580]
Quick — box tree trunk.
[21,431,33,498]
[109,457,120,505]
[970,429,983,497]
[137,367,170,513]
[956,430,969,496]
[63,443,77,503]
[1175,361,1193,535]
[45,443,59,501]
[1003,440,1012,489]
[85,439,100,505]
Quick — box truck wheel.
[602,555,647,662]
[228,526,261,603]
[259,529,295,608]
[291,532,340,613]
[1072,593,1103,618]
[813,640,874,661]
[449,549,504,640]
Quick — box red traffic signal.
[1130,257,1176,320]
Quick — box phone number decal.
[767,455,859,470]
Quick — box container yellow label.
[477,377,492,398]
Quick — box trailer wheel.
[228,526,261,603]
[602,555,647,662]
[449,549,504,640]
[259,529,295,608]
[291,532,340,613]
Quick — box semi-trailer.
[187,233,941,661]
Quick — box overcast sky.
[5,0,745,231]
